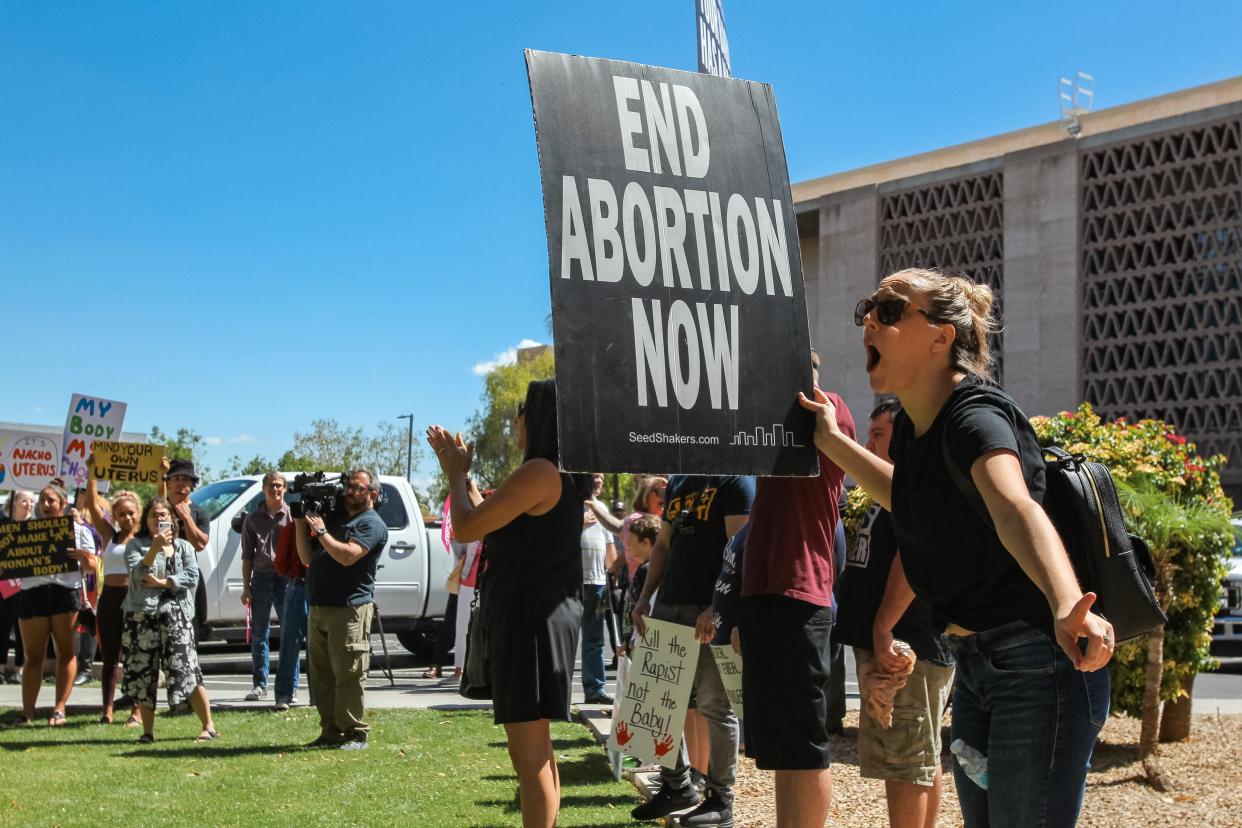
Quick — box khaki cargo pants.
[307,602,373,740]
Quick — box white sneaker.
[244,686,267,701]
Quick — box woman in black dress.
[428,379,590,828]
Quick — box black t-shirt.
[834,504,953,665]
[307,508,388,607]
[711,522,746,645]
[889,379,1052,635]
[659,475,755,606]
[177,501,210,547]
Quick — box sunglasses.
[853,294,934,326]
[516,401,526,419]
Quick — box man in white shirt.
[580,474,616,705]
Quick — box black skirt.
[488,584,582,725]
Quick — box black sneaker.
[631,783,701,821]
[304,733,343,749]
[680,790,734,827]
[583,692,614,705]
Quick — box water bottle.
[950,738,989,790]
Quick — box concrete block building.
[794,76,1242,503]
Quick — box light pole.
[397,414,414,483]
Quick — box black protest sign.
[526,50,817,476]
[0,517,77,579]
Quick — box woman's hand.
[141,574,170,590]
[1054,592,1115,672]
[797,386,842,443]
[426,426,473,478]
[631,596,651,639]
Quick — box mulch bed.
[732,712,1242,827]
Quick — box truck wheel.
[194,582,211,642]
[396,623,439,658]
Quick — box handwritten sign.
[0,517,76,579]
[607,618,698,769]
[91,441,164,486]
[0,430,61,491]
[60,393,128,490]
[710,645,744,721]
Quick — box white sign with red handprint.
[607,618,698,769]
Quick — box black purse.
[459,544,491,700]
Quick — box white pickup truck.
[186,473,453,655]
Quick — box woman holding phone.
[121,496,217,742]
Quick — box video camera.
[289,472,345,518]
[288,470,386,518]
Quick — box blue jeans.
[275,579,308,701]
[949,621,1110,828]
[249,570,287,689]
[580,584,607,697]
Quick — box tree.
[1031,404,1232,792]
[148,425,212,481]
[1116,482,1232,790]
[289,419,419,478]
[466,348,555,488]
[221,454,272,478]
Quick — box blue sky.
[3,1,1239,487]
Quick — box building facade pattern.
[878,171,1006,380]
[1080,116,1242,491]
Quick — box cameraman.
[293,469,388,751]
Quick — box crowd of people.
[0,268,1117,828]
[424,268,1115,828]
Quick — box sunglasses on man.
[853,293,935,326]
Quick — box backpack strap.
[939,429,994,527]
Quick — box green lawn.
[0,707,637,827]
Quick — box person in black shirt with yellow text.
[800,269,1113,828]
[631,475,754,827]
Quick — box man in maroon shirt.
[737,349,856,828]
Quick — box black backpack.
[941,387,1166,643]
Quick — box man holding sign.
[631,474,753,826]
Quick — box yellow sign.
[91,441,165,486]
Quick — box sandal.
[138,732,154,744]
[195,728,219,741]
[124,712,142,728]
[48,710,66,727]
[98,713,113,724]
[419,667,442,679]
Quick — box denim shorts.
[948,621,1110,828]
